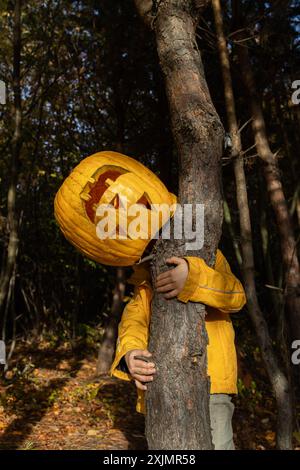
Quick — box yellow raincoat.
[110,249,246,414]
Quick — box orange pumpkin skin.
[54,151,177,266]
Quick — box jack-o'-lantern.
[54,151,177,266]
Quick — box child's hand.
[155,257,189,299]
[125,349,156,391]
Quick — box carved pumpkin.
[54,151,177,266]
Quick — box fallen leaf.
[293,431,300,444]
[265,431,275,442]
[87,429,99,436]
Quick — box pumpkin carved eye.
[80,167,127,223]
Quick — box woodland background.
[0,0,300,450]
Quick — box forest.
[0,0,300,452]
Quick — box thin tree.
[232,0,300,348]
[97,267,126,374]
[0,1,22,332]
[212,0,293,449]
[134,0,224,450]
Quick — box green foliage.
[0,1,299,362]
[237,378,263,403]
[1,0,170,343]
[47,389,61,406]
[77,323,104,349]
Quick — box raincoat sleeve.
[110,281,152,382]
[177,249,246,313]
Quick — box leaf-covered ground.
[0,341,299,450]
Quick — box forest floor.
[0,340,299,450]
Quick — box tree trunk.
[135,0,224,450]
[233,1,300,348]
[0,1,22,328]
[212,0,293,449]
[97,268,126,375]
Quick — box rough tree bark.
[0,1,22,327]
[212,0,293,449]
[232,0,300,348]
[134,0,224,450]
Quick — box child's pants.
[209,393,235,450]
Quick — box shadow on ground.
[95,378,147,450]
[0,346,84,450]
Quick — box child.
[54,150,246,450]
[110,248,246,450]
